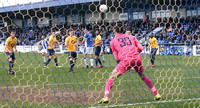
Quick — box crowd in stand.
[0,16,200,46]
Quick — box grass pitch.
[0,52,199,107]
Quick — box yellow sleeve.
[14,38,17,44]
[155,38,159,49]
[5,38,10,46]
[49,37,53,42]
[65,37,68,42]
[98,36,101,41]
[147,39,151,49]
[74,37,77,43]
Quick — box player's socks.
[101,55,105,61]
[84,57,88,66]
[42,55,46,62]
[46,58,51,66]
[12,63,14,68]
[98,58,102,66]
[152,58,155,65]
[90,57,93,67]
[141,76,158,96]
[9,61,13,71]
[54,58,58,66]
[95,58,98,66]
[103,79,113,98]
[69,60,74,70]
[151,58,154,65]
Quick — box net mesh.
[0,0,200,107]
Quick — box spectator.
[179,49,185,55]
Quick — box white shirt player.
[41,39,48,53]
[84,32,93,54]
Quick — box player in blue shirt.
[37,35,48,63]
[81,28,94,68]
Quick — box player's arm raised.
[146,39,151,51]
[155,39,159,51]
[37,41,41,45]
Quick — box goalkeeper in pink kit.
[98,26,161,104]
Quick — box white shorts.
[41,49,47,53]
[83,47,93,54]
[100,47,104,53]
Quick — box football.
[99,4,108,12]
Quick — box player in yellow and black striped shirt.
[5,30,18,75]
[146,33,159,67]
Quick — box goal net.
[0,0,200,107]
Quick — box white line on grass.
[91,98,200,108]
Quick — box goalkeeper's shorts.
[115,58,144,74]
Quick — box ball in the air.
[99,4,108,12]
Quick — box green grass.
[0,52,199,107]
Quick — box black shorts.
[6,52,15,60]
[68,52,77,59]
[151,48,157,55]
[48,49,55,56]
[95,46,101,56]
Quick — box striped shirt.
[41,39,48,50]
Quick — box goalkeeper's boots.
[154,94,161,101]
[97,97,109,104]
[56,66,62,68]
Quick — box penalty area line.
[93,98,200,108]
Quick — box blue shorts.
[68,52,77,59]
[48,49,55,56]
[6,52,15,60]
[95,46,101,56]
[151,48,157,55]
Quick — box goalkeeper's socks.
[84,57,88,66]
[42,55,46,62]
[104,79,113,98]
[54,58,58,66]
[95,58,98,66]
[141,76,158,96]
[9,61,13,71]
[46,58,51,66]
[90,57,93,67]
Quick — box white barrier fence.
[0,44,200,56]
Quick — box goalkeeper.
[98,26,161,104]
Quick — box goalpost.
[0,0,200,107]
